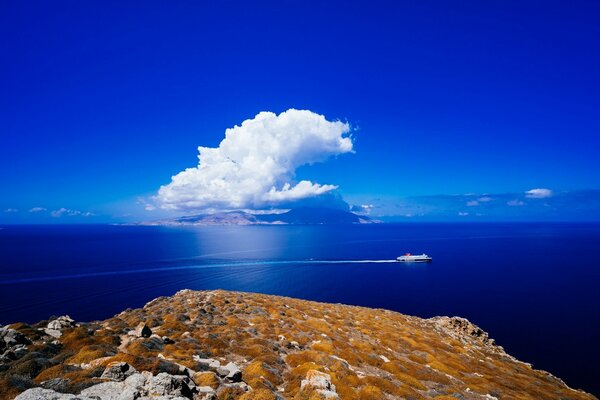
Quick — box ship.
[397,253,432,262]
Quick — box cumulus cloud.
[156,109,353,211]
[507,199,525,206]
[51,208,94,217]
[525,188,553,198]
[29,207,46,213]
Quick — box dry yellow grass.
[0,289,596,400]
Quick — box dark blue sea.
[1,223,599,395]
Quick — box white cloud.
[458,212,469,216]
[3,208,18,213]
[466,196,492,207]
[156,109,353,211]
[507,199,525,206]
[525,188,553,198]
[51,208,94,217]
[137,197,156,211]
[29,207,46,213]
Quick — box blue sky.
[1,1,599,222]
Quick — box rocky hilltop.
[0,290,595,400]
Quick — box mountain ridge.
[137,207,377,226]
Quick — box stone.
[39,378,70,391]
[193,356,220,370]
[15,387,94,399]
[44,315,76,338]
[223,361,242,382]
[147,372,194,397]
[101,361,138,381]
[163,336,175,344]
[79,371,194,399]
[0,325,30,355]
[429,316,496,347]
[301,370,339,399]
[142,335,165,350]
[134,322,152,338]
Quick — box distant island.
[136,207,377,226]
[2,290,594,399]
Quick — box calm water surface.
[0,223,598,395]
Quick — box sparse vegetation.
[1,289,595,399]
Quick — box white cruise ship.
[396,253,432,262]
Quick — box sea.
[0,223,598,395]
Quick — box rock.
[1,326,30,347]
[15,387,95,399]
[39,378,70,391]
[146,372,194,397]
[44,315,76,338]
[134,322,152,338]
[163,336,175,344]
[223,361,242,382]
[101,361,137,381]
[193,356,220,370]
[80,379,141,399]
[429,316,496,347]
[216,366,230,378]
[79,371,194,399]
[142,335,165,350]
[0,325,31,360]
[300,370,339,399]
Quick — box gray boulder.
[300,370,339,399]
[44,315,76,338]
[15,387,95,399]
[147,372,195,397]
[17,371,196,400]
[223,361,242,382]
[101,361,138,381]
[1,325,30,347]
[192,356,220,370]
[133,322,152,338]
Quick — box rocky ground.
[0,289,595,400]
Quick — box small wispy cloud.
[466,196,493,207]
[29,207,47,213]
[375,189,600,221]
[525,188,553,199]
[137,197,156,211]
[51,208,94,218]
[3,208,18,213]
